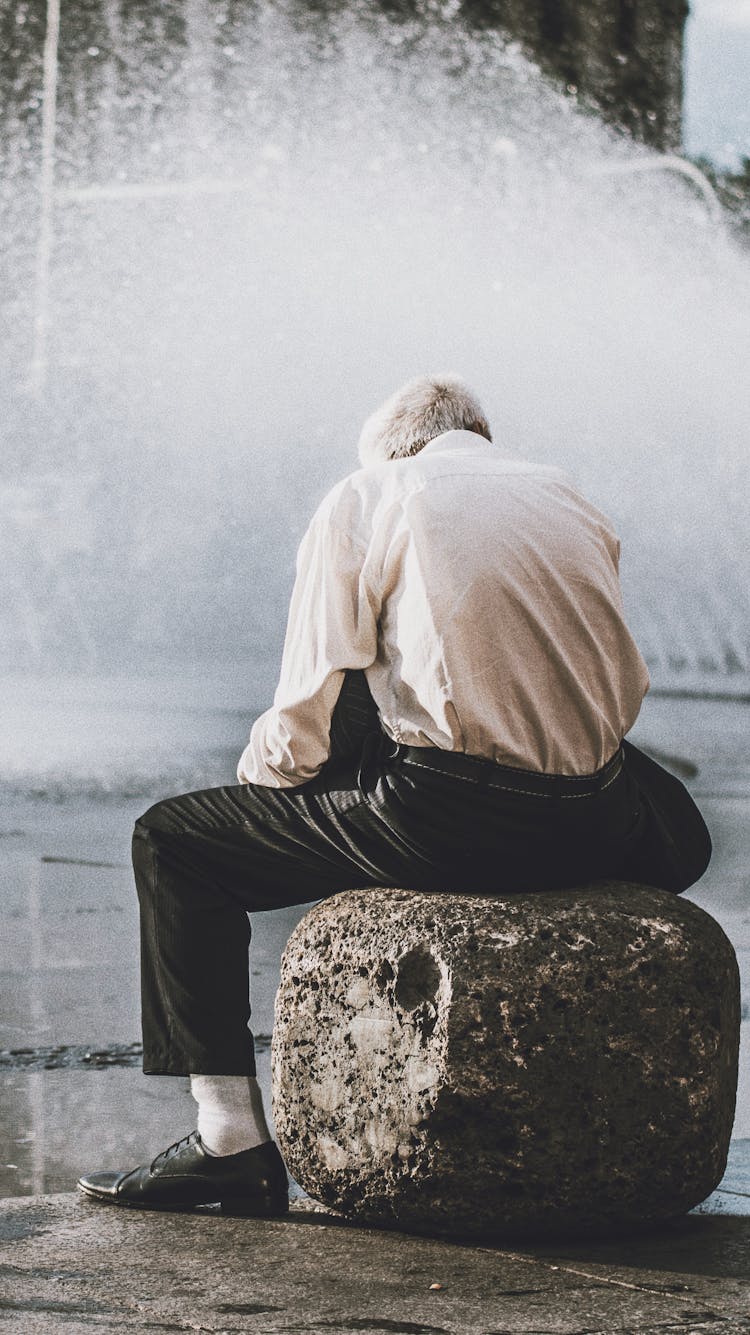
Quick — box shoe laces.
[150,1131,197,1172]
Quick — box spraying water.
[2,0,749,690]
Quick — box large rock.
[272,884,740,1238]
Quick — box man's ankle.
[190,1074,272,1156]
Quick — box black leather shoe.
[77,1132,289,1215]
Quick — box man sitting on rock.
[78,374,711,1216]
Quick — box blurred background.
[1,0,749,715]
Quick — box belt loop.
[357,729,397,790]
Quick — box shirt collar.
[418,429,497,457]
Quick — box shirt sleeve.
[237,490,379,787]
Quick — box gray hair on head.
[357,374,492,466]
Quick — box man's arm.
[237,488,379,787]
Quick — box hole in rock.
[394,946,442,1012]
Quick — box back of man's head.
[357,374,492,467]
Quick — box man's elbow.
[236,745,322,789]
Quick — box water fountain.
[1,0,748,692]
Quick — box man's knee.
[132,796,187,875]
[131,795,197,904]
[134,793,189,840]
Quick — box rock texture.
[272,884,740,1239]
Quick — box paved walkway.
[2,1179,750,1335]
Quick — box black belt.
[394,743,624,800]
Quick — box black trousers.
[133,675,711,1076]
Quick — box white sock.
[190,1074,272,1156]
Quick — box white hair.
[357,374,492,466]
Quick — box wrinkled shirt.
[238,430,649,786]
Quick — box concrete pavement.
[1,1181,750,1334]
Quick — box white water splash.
[1,4,749,684]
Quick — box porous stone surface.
[272,884,740,1239]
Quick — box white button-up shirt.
[238,430,649,786]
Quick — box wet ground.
[0,680,748,1206]
[0,791,310,1199]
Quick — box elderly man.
[78,375,710,1216]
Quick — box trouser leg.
[132,757,404,1076]
[133,723,712,1078]
[134,672,384,1077]
[526,743,712,894]
[133,803,256,1076]
[619,740,712,892]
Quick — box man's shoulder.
[310,466,378,520]
[482,456,569,482]
[307,452,607,541]
[301,467,388,558]
[415,451,575,500]
[311,459,416,523]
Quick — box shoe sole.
[77,1181,289,1217]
